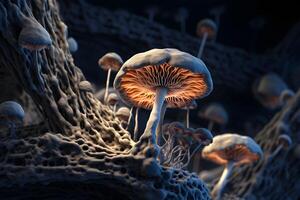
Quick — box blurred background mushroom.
[253,73,289,110]
[98,52,123,103]
[202,133,263,200]
[114,48,213,150]
[116,107,131,128]
[196,18,217,58]
[198,103,228,131]
[268,134,292,160]
[144,5,159,22]
[174,7,189,34]
[279,89,295,106]
[182,100,197,128]
[67,37,78,53]
[0,101,25,138]
[209,5,226,29]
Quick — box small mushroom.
[0,101,25,138]
[269,134,292,160]
[67,37,78,53]
[98,52,123,103]
[175,7,189,34]
[202,133,263,200]
[196,19,217,58]
[279,89,295,106]
[253,73,288,109]
[95,87,115,103]
[79,81,94,93]
[182,100,198,128]
[18,18,52,51]
[116,107,131,128]
[107,92,120,112]
[114,48,213,150]
[198,103,228,131]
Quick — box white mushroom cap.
[98,52,123,71]
[199,103,228,125]
[18,19,52,51]
[0,101,25,122]
[67,37,78,53]
[116,107,131,122]
[107,93,119,106]
[202,133,263,165]
[114,48,213,109]
[196,18,218,38]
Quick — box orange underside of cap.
[119,63,208,109]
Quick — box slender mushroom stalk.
[143,87,168,143]
[184,100,197,128]
[196,19,217,58]
[186,108,190,128]
[202,133,263,200]
[126,107,133,130]
[197,32,208,58]
[212,161,234,200]
[156,101,167,145]
[98,52,123,103]
[133,107,140,141]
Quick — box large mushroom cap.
[199,103,228,125]
[18,19,52,51]
[0,101,25,121]
[98,52,123,71]
[196,19,218,38]
[202,133,263,165]
[114,48,213,109]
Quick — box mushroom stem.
[133,107,139,141]
[142,87,168,144]
[104,68,112,103]
[197,32,208,58]
[186,108,190,128]
[126,107,133,130]
[268,145,283,160]
[208,121,214,131]
[212,161,234,200]
[156,101,167,145]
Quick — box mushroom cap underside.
[202,133,262,165]
[114,48,213,109]
[98,52,123,71]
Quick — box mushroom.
[67,37,78,53]
[0,101,25,138]
[79,81,94,93]
[95,87,116,103]
[196,19,217,58]
[209,5,226,28]
[202,133,263,200]
[280,89,295,106]
[182,100,198,128]
[253,73,288,109]
[269,134,292,160]
[145,6,159,22]
[114,48,213,149]
[18,18,52,51]
[107,92,120,113]
[116,107,131,128]
[198,103,228,131]
[98,52,123,103]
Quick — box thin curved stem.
[126,107,133,130]
[186,108,190,128]
[156,102,167,145]
[104,68,112,103]
[133,107,139,141]
[212,162,234,200]
[197,32,208,58]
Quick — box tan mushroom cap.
[116,107,131,122]
[98,52,123,71]
[199,103,228,125]
[202,133,263,165]
[114,48,213,110]
[196,19,218,39]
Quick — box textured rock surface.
[0,1,211,199]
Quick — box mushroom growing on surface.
[114,48,213,153]
[280,89,295,106]
[0,101,25,138]
[182,100,197,128]
[269,134,292,160]
[198,103,228,131]
[196,19,217,58]
[202,133,263,200]
[116,107,131,128]
[98,52,123,103]
[107,92,120,112]
[253,73,288,109]
[67,37,78,53]
[18,18,52,51]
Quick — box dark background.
[87,0,299,53]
